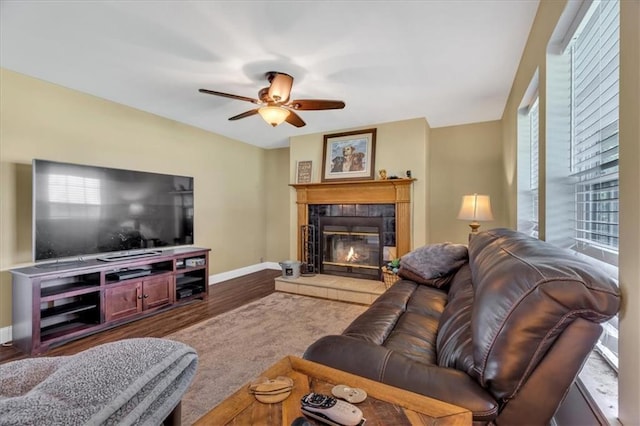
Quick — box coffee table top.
[194,355,471,426]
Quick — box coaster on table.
[249,376,294,404]
[331,384,367,403]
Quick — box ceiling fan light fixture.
[258,106,290,127]
[267,72,293,102]
[199,71,343,128]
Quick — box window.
[569,0,620,266]
[517,75,539,239]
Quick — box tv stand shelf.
[41,283,100,300]
[40,301,99,318]
[10,247,210,355]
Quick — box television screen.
[33,159,194,262]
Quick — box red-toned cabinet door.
[105,281,142,322]
[142,276,172,310]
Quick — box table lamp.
[457,193,494,234]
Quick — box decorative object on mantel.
[457,193,494,234]
[296,160,313,184]
[378,169,387,180]
[322,128,376,182]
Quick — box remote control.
[300,393,364,426]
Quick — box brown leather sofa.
[303,228,620,424]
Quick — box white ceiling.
[0,1,539,149]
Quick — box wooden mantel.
[291,178,416,260]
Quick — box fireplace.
[292,178,415,281]
[319,216,383,280]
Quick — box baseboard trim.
[0,325,12,345]
[209,262,281,285]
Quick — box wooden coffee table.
[194,355,471,425]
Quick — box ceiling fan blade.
[286,99,346,110]
[285,110,306,128]
[199,89,259,104]
[229,109,260,121]
[267,72,293,103]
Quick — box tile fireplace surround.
[291,178,415,266]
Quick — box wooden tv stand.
[10,247,210,355]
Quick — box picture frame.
[296,160,313,184]
[321,128,377,182]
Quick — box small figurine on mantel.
[378,169,387,180]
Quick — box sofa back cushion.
[436,263,475,376]
[468,229,620,400]
[343,281,448,365]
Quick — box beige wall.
[287,118,430,259]
[264,148,290,262]
[430,121,506,244]
[501,0,640,422]
[0,68,274,328]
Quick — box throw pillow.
[398,242,468,288]
[398,266,456,288]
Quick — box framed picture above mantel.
[321,128,376,182]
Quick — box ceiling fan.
[199,72,345,127]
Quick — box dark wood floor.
[0,269,281,364]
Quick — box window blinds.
[529,98,539,229]
[570,0,619,256]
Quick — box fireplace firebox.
[319,216,383,280]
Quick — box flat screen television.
[33,159,194,263]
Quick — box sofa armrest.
[304,335,392,381]
[304,335,498,421]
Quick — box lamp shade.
[258,106,290,127]
[267,73,293,103]
[457,194,494,221]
